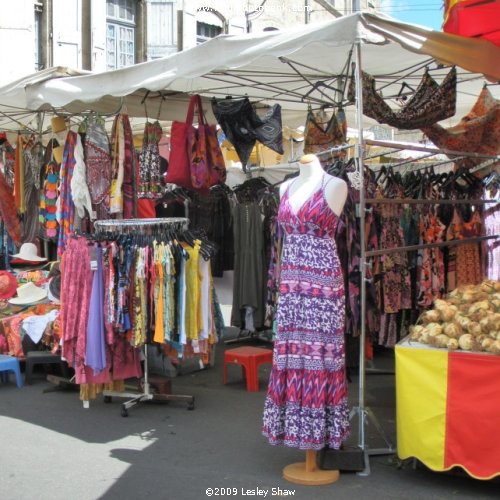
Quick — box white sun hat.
[8,282,48,305]
[10,243,47,262]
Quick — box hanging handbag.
[303,107,346,160]
[167,95,226,190]
[166,96,197,188]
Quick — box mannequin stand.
[283,450,339,486]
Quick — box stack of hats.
[10,243,47,266]
[8,282,47,306]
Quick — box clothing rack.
[352,47,500,473]
[94,217,195,417]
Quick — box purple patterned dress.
[262,176,350,450]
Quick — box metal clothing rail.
[315,143,355,157]
[95,217,196,417]
[366,234,500,258]
[94,217,188,229]
[365,139,500,161]
[365,198,499,205]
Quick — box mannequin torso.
[280,154,348,217]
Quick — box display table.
[396,339,500,480]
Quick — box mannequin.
[263,153,350,486]
[280,154,348,216]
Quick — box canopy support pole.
[351,41,396,477]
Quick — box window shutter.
[0,0,34,83]
[91,0,107,71]
[147,0,177,60]
[52,0,82,68]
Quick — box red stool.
[223,346,273,392]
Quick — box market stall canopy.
[0,67,89,131]
[0,12,499,130]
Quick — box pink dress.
[262,176,349,450]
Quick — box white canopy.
[0,12,498,131]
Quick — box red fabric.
[137,199,156,218]
[0,170,21,245]
[444,0,500,45]
[444,352,500,479]
[14,134,22,211]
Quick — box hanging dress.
[262,176,350,450]
[57,132,77,256]
[84,116,112,218]
[138,121,164,199]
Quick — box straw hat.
[0,271,17,300]
[10,243,47,263]
[51,116,67,133]
[8,282,47,305]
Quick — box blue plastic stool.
[0,355,23,388]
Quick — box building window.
[196,22,222,44]
[34,2,43,70]
[106,0,136,70]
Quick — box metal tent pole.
[353,41,367,457]
[352,41,395,476]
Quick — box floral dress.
[262,176,349,450]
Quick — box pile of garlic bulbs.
[409,280,500,354]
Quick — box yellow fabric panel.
[444,0,465,23]
[396,345,448,470]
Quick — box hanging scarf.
[109,114,136,216]
[84,116,112,208]
[0,140,15,188]
[57,132,77,256]
[211,98,284,168]
[70,133,94,220]
[39,159,60,240]
[121,114,137,218]
[109,115,125,214]
[348,67,457,130]
[14,134,25,214]
[421,86,500,168]
[23,137,43,243]
[0,170,21,244]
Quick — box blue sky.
[378,0,444,30]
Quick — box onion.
[420,310,441,324]
[420,328,431,344]
[458,334,475,351]
[444,322,462,339]
[447,338,459,350]
[433,334,450,348]
[480,317,491,334]
[409,325,425,341]
[481,338,494,352]
[434,299,449,311]
[466,322,482,337]
[455,315,471,330]
[488,340,500,355]
[440,307,456,322]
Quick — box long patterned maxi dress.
[262,177,350,450]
